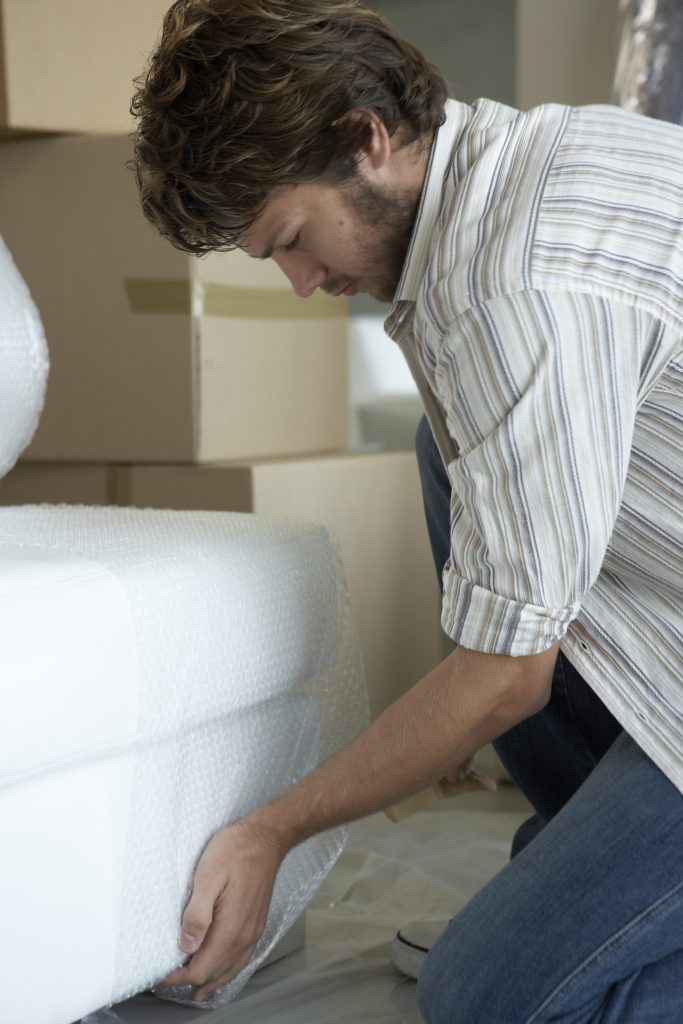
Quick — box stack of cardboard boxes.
[0,0,443,716]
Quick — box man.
[132,1,683,1019]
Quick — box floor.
[85,784,530,1024]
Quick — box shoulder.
[421,100,573,329]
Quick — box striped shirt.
[386,98,683,793]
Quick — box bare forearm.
[249,643,557,850]
[164,643,558,1002]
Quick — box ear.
[334,107,392,172]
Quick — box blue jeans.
[413,415,683,1023]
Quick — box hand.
[443,755,476,784]
[441,755,497,795]
[159,818,288,1003]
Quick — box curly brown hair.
[130,0,448,255]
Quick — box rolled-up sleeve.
[442,574,579,656]
[434,288,647,655]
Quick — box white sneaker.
[390,919,450,980]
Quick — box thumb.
[178,828,232,955]
[179,887,216,954]
[179,929,202,954]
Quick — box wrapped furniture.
[0,238,367,1023]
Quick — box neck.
[391,127,436,211]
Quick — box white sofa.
[0,238,367,1023]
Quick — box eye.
[284,233,300,252]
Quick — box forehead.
[238,185,296,256]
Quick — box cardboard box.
[0,452,443,716]
[124,451,443,717]
[0,134,348,463]
[0,463,116,505]
[0,0,170,135]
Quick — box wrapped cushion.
[0,505,367,1023]
[0,236,49,478]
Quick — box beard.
[332,176,420,303]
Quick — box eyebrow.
[255,221,295,261]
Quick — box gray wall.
[353,0,516,317]
[368,0,516,104]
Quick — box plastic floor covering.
[83,786,530,1024]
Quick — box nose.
[272,250,326,298]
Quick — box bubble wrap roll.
[0,505,368,1014]
[614,0,683,124]
[0,236,49,477]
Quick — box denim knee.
[416,912,509,1024]
[417,947,470,1024]
[416,950,442,1024]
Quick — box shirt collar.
[392,99,472,304]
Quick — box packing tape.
[110,466,130,507]
[383,770,498,823]
[124,278,346,320]
[0,10,7,129]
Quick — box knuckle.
[189,968,210,986]
[183,919,207,938]
[183,909,210,933]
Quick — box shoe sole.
[390,933,429,981]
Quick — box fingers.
[160,906,265,998]
[185,890,265,993]
[443,755,475,783]
[191,947,254,1003]
[177,837,231,953]
[159,820,285,1003]
[160,963,194,988]
[160,849,226,987]
[161,917,259,999]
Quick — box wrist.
[242,796,307,855]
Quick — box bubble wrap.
[0,236,49,478]
[0,504,368,1012]
[613,0,683,124]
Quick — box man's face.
[241,174,419,304]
